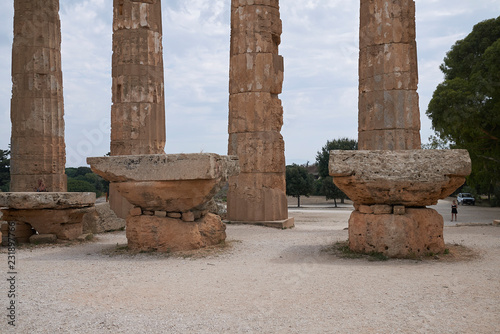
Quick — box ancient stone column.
[10,0,67,192]
[358,0,421,150]
[109,0,166,218]
[226,0,293,228]
[110,0,166,155]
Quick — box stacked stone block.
[358,0,421,150]
[10,0,67,191]
[227,0,292,226]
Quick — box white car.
[457,193,475,205]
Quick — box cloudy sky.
[0,1,498,167]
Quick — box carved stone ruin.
[329,0,471,257]
[88,154,239,252]
[10,0,66,192]
[108,0,167,219]
[0,0,96,243]
[226,0,294,229]
[87,1,240,252]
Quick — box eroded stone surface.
[1,207,94,240]
[88,154,239,182]
[10,0,67,191]
[358,0,420,150]
[330,150,471,206]
[0,192,95,210]
[349,208,445,257]
[126,213,226,252]
[227,0,290,225]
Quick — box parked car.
[457,193,475,205]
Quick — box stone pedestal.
[0,192,96,242]
[10,0,67,192]
[349,208,444,258]
[88,154,239,252]
[226,0,292,228]
[330,150,471,257]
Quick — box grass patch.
[323,241,388,261]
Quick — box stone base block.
[126,213,226,252]
[225,217,294,229]
[348,208,444,258]
[1,207,95,241]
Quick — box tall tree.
[286,164,314,207]
[315,138,357,206]
[426,16,500,200]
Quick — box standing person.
[451,200,458,222]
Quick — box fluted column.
[358,0,421,150]
[109,0,166,218]
[10,0,67,192]
[110,0,166,155]
[227,0,292,227]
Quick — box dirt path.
[2,208,500,333]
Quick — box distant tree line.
[286,137,357,207]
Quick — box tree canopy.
[0,148,10,192]
[315,138,357,207]
[426,16,500,200]
[286,164,314,207]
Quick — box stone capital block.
[228,92,283,133]
[349,208,444,258]
[359,0,416,48]
[358,90,420,132]
[228,132,285,173]
[330,150,471,206]
[359,43,418,83]
[126,213,226,252]
[227,173,287,222]
[230,5,281,55]
[232,0,280,8]
[113,0,162,32]
[229,53,284,94]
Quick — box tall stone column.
[227,0,293,228]
[111,0,165,155]
[109,0,166,218]
[10,0,67,192]
[358,0,421,150]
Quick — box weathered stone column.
[109,0,166,217]
[329,0,471,258]
[10,0,67,192]
[358,0,421,150]
[226,0,293,228]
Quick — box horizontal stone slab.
[329,150,471,206]
[0,192,96,210]
[87,154,239,182]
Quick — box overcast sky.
[0,1,498,167]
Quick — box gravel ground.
[2,204,500,333]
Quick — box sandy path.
[2,209,500,333]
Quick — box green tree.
[426,16,500,202]
[0,148,10,192]
[286,164,314,207]
[315,138,357,206]
[316,138,358,179]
